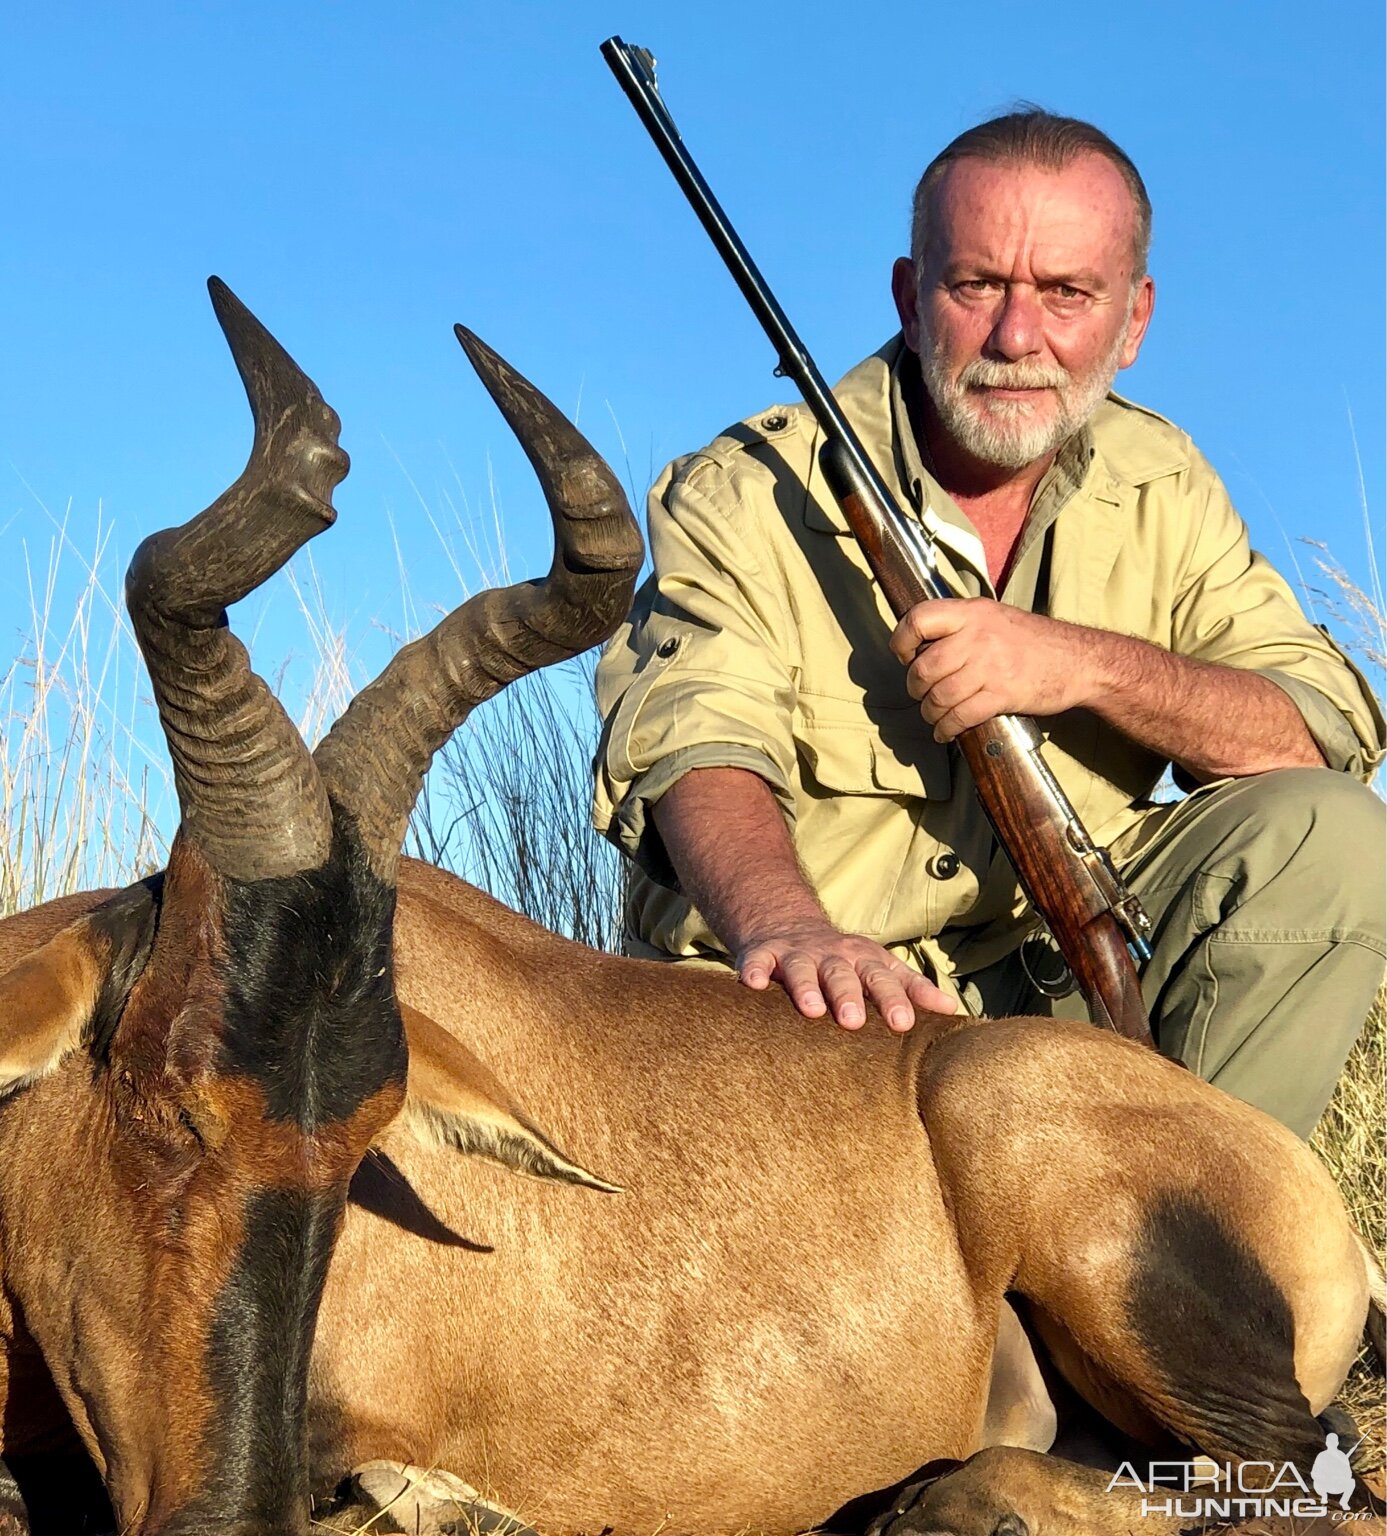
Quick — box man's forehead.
[926,153,1139,275]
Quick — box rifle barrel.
[600,35,952,604]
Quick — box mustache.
[957,358,1071,390]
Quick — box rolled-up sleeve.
[593,456,801,880]
[1170,457,1386,781]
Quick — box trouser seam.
[1205,930,1385,953]
[1191,930,1218,1080]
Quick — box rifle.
[601,37,1155,1046]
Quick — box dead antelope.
[0,286,1374,1536]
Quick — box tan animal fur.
[0,869,1369,1535]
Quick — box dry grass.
[1299,530,1387,1479]
[1301,542,1387,676]
[0,520,627,947]
[1313,983,1387,1469]
[419,660,626,952]
[0,509,168,916]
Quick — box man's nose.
[986,285,1044,360]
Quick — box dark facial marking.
[175,1187,340,1532]
[1124,1193,1321,1462]
[215,812,406,1130]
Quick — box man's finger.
[860,965,916,1032]
[902,970,959,1016]
[737,944,776,990]
[906,637,970,702]
[776,950,830,1019]
[930,683,994,742]
[889,599,970,663]
[920,666,981,720]
[818,956,868,1030]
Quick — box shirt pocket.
[795,707,950,800]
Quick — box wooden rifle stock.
[603,34,1155,1046]
[955,726,1150,1041]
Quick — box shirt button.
[929,852,961,880]
[656,637,680,658]
[761,413,788,432]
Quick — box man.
[593,110,1386,1138]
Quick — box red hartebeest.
[0,283,635,1536]
[0,286,1375,1536]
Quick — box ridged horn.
[314,327,644,880]
[124,277,346,881]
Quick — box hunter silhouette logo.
[1107,1431,1364,1522]
[1312,1432,1357,1510]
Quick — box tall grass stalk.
[1302,539,1387,676]
[0,508,168,914]
[1314,986,1387,1468]
[415,662,626,952]
[286,506,627,950]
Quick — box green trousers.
[964,769,1386,1139]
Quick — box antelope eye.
[176,1104,207,1151]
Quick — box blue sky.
[2,0,1382,725]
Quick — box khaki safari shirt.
[593,337,1385,994]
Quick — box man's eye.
[957,279,997,295]
[1052,285,1085,302]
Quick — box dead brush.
[1313,985,1386,1474]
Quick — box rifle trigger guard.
[1019,930,1077,1000]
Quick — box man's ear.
[395,1004,621,1194]
[892,255,924,353]
[0,881,159,1095]
[1118,274,1156,370]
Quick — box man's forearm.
[895,598,1329,778]
[649,765,957,1028]
[1081,629,1326,780]
[650,766,825,950]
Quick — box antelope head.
[0,281,641,1534]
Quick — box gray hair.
[910,107,1152,280]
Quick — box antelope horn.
[125,277,345,882]
[314,327,644,880]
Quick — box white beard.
[919,299,1132,470]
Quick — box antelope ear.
[396,1004,621,1194]
[0,882,159,1095]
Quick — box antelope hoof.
[350,1460,537,1536]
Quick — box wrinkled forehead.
[921,153,1142,284]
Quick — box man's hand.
[737,920,957,1032]
[890,598,1091,742]
[651,766,959,1032]
[889,596,1325,776]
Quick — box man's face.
[894,153,1155,472]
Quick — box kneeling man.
[594,109,1386,1138]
